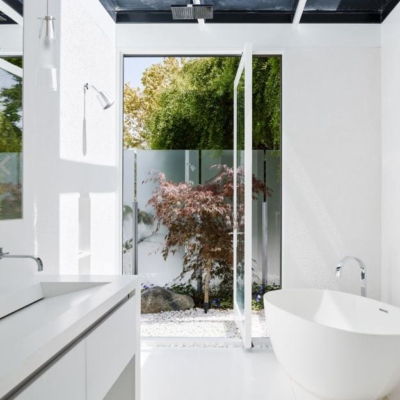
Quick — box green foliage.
[124,58,184,149]
[124,57,281,151]
[169,283,204,306]
[168,281,231,309]
[123,238,133,255]
[169,282,197,297]
[4,58,22,68]
[0,182,22,219]
[251,283,280,311]
[208,281,280,310]
[123,205,153,225]
[0,57,23,153]
[168,277,281,310]
[123,205,133,221]
[148,57,239,150]
[138,209,153,225]
[253,57,281,150]
[122,207,154,254]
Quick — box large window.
[0,57,22,220]
[122,56,281,340]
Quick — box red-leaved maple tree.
[146,165,271,312]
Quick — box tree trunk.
[203,260,212,313]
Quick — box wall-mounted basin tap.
[336,256,366,297]
[0,248,43,272]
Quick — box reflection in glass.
[0,60,22,220]
[236,70,245,313]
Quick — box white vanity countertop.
[0,274,140,399]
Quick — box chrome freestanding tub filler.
[264,289,400,400]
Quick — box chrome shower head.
[171,4,213,20]
[171,4,194,19]
[84,83,114,110]
[193,5,213,19]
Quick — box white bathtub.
[264,289,400,400]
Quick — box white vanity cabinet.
[86,295,137,400]
[14,341,86,400]
[12,295,139,400]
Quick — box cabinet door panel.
[15,341,86,400]
[86,297,136,400]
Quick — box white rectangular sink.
[0,281,108,345]
[0,281,107,320]
[0,283,43,320]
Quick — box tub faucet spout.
[336,256,366,297]
[0,247,43,272]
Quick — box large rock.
[141,286,195,314]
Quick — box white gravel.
[141,308,269,339]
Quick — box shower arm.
[84,83,100,94]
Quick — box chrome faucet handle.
[0,248,9,256]
[336,255,367,297]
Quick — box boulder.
[141,286,195,314]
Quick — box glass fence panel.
[252,150,281,299]
[123,149,281,297]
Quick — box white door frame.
[233,42,253,349]
[115,49,283,348]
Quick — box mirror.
[0,5,23,220]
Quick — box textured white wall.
[0,0,62,271]
[59,0,117,274]
[117,24,382,299]
[283,48,381,299]
[0,0,118,275]
[382,5,400,306]
[117,24,381,53]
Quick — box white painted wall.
[58,0,117,275]
[117,24,382,299]
[0,11,384,293]
[382,5,400,306]
[283,47,381,299]
[0,1,56,271]
[0,0,118,275]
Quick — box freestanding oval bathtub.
[264,289,400,400]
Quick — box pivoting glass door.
[233,43,252,349]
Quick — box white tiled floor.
[141,347,400,400]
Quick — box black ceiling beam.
[116,10,294,24]
[209,11,293,24]
[114,10,392,24]
[300,11,381,23]
[117,11,197,23]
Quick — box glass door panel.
[233,43,252,349]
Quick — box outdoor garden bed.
[141,308,269,339]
